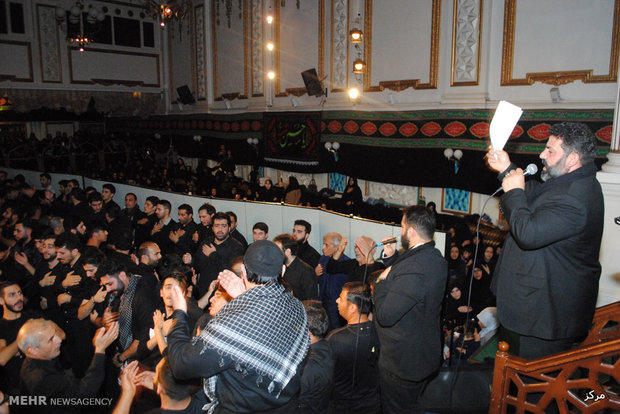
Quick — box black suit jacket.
[492,163,604,340]
[373,241,447,382]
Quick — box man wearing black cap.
[167,240,310,413]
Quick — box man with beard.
[486,122,604,359]
[136,241,162,295]
[150,200,178,255]
[373,205,447,414]
[54,233,97,378]
[293,220,321,268]
[26,234,64,325]
[193,212,244,297]
[74,248,109,323]
[97,259,158,366]
[170,204,199,256]
[12,218,43,286]
[0,281,40,396]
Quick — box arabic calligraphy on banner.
[263,112,321,166]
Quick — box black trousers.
[379,369,428,414]
[518,334,575,360]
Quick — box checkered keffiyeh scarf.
[118,275,139,351]
[195,283,309,412]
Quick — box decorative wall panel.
[364,0,441,92]
[212,0,248,100]
[194,4,207,100]
[275,1,324,97]
[69,48,160,87]
[250,0,264,97]
[330,0,348,92]
[451,0,482,86]
[501,0,619,86]
[0,41,33,82]
[37,4,62,83]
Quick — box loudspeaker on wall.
[177,85,196,105]
[301,68,324,97]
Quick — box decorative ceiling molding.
[364,0,441,93]
[451,0,482,86]
[501,0,620,86]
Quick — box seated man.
[166,240,310,413]
[18,319,118,412]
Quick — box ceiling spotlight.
[267,71,276,80]
[266,12,273,24]
[266,42,274,51]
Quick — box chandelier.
[68,34,92,52]
[55,1,105,52]
[145,0,191,33]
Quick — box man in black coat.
[487,122,604,359]
[373,205,447,414]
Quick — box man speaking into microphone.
[487,122,603,359]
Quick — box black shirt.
[143,391,209,414]
[283,258,318,301]
[298,339,334,414]
[194,236,244,296]
[167,310,302,414]
[326,321,381,412]
[0,310,40,394]
[297,241,321,268]
[325,259,385,284]
[20,354,107,413]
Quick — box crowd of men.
[0,121,606,414]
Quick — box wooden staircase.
[489,301,620,413]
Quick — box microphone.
[376,237,399,247]
[523,163,538,176]
[495,163,539,195]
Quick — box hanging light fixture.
[352,58,366,74]
[68,34,92,52]
[349,28,363,43]
[145,0,191,30]
[55,1,104,52]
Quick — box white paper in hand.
[490,100,523,151]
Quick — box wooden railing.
[490,301,620,413]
